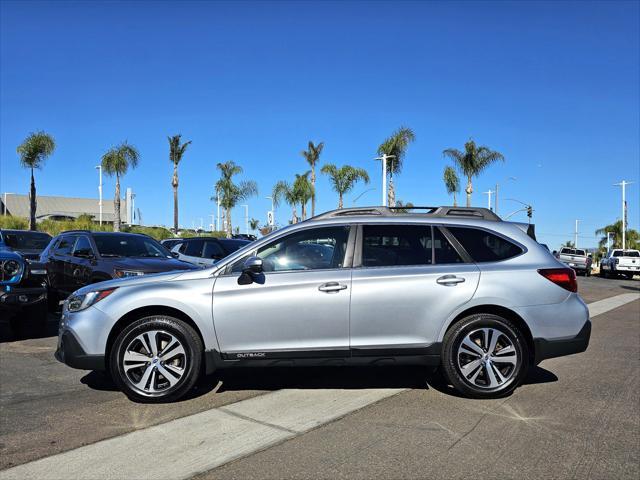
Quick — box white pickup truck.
[557,247,592,276]
[600,249,640,279]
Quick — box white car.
[600,249,640,279]
[171,237,250,267]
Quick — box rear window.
[2,231,52,250]
[614,250,640,257]
[93,234,169,258]
[362,225,432,267]
[448,227,522,262]
[218,239,250,254]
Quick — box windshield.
[2,231,51,250]
[219,239,250,254]
[93,234,171,258]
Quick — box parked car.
[557,247,592,276]
[0,229,52,261]
[41,230,196,309]
[55,206,590,402]
[170,237,250,267]
[160,238,183,251]
[600,249,640,279]
[1,246,48,329]
[232,233,257,241]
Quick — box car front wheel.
[442,314,529,398]
[110,316,203,403]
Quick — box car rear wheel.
[109,316,203,403]
[442,314,529,398]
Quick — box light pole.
[242,204,249,234]
[374,154,395,207]
[574,219,580,249]
[483,189,494,210]
[614,180,633,250]
[495,176,516,216]
[266,196,275,231]
[95,165,103,225]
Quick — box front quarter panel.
[77,276,219,355]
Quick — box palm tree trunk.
[338,193,343,209]
[291,207,298,224]
[301,202,306,220]
[114,174,121,232]
[311,169,316,217]
[465,176,472,207]
[453,191,457,207]
[29,168,37,231]
[226,208,232,238]
[172,165,179,233]
[388,175,396,207]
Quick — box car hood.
[108,257,196,272]
[10,248,42,261]
[74,265,212,294]
[0,249,22,261]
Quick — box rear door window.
[202,240,225,260]
[447,227,522,262]
[362,225,432,267]
[433,227,464,264]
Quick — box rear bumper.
[55,330,105,370]
[0,285,47,310]
[534,320,591,364]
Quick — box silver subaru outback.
[55,206,590,402]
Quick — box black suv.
[41,231,195,308]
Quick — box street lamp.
[266,196,275,231]
[374,154,395,207]
[352,187,376,205]
[242,204,249,234]
[614,180,633,250]
[495,176,516,216]
[482,189,494,210]
[95,165,103,225]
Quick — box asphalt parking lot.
[0,275,638,479]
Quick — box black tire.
[625,273,634,280]
[600,268,608,279]
[441,313,529,398]
[586,269,591,277]
[109,316,203,403]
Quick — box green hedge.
[0,215,226,241]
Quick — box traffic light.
[526,205,533,218]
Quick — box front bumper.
[55,329,105,370]
[534,320,591,364]
[0,285,47,310]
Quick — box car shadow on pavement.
[425,365,558,398]
[620,285,640,292]
[80,365,558,402]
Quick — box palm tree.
[394,200,415,213]
[595,221,640,250]
[301,141,324,216]
[168,134,192,233]
[562,240,575,248]
[215,161,258,238]
[17,131,56,230]
[443,166,460,207]
[377,127,415,207]
[442,139,504,207]
[272,180,298,224]
[321,164,370,209]
[294,171,314,220]
[101,142,140,232]
[249,218,260,231]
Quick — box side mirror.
[242,256,263,275]
[171,251,179,258]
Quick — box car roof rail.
[311,205,501,222]
[59,229,92,234]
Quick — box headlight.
[66,288,117,312]
[3,260,22,277]
[114,269,145,278]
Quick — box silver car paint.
[59,215,589,360]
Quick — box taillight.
[538,268,577,293]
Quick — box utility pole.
[242,204,249,234]
[614,180,633,250]
[483,189,494,210]
[374,154,395,207]
[95,165,103,225]
[574,219,580,249]
[494,177,516,216]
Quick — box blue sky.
[1,0,638,249]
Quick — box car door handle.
[436,275,465,286]
[318,282,348,293]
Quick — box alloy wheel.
[456,327,519,390]
[122,330,187,396]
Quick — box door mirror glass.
[73,249,94,259]
[171,251,180,258]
